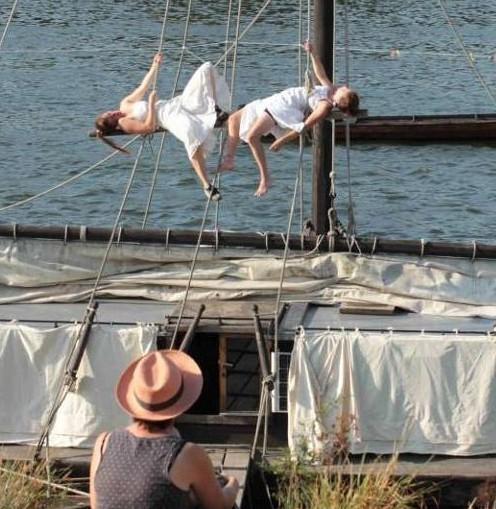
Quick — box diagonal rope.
[35,140,146,458]
[437,0,496,107]
[214,0,273,68]
[0,136,139,213]
[0,0,19,50]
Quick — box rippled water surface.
[1,0,495,241]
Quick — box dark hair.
[95,112,129,154]
[133,417,174,432]
[347,90,360,117]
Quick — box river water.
[1,0,495,242]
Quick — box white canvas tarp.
[288,329,496,457]
[2,237,496,318]
[0,322,156,447]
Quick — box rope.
[273,138,305,352]
[213,0,243,231]
[214,0,274,68]
[0,137,139,213]
[0,0,19,50]
[142,0,190,228]
[35,141,146,457]
[169,160,223,349]
[343,0,356,238]
[437,0,496,107]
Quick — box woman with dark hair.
[90,350,239,509]
[220,41,359,197]
[95,54,231,201]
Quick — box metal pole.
[312,0,335,233]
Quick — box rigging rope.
[214,0,273,68]
[213,0,243,231]
[273,0,311,353]
[0,0,19,50]
[343,0,357,238]
[142,0,195,228]
[0,136,139,213]
[437,0,496,107]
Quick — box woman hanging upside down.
[220,41,360,197]
[95,54,231,201]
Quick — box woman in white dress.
[95,54,231,201]
[220,42,359,197]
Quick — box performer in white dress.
[220,42,360,197]
[95,54,231,201]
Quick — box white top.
[239,85,330,142]
[130,62,230,159]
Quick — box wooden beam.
[312,0,335,233]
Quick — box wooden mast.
[312,0,335,233]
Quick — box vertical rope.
[343,0,356,238]
[0,0,19,50]
[214,0,243,231]
[142,0,191,228]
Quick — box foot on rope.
[204,184,222,202]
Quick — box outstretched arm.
[120,53,163,109]
[269,100,331,152]
[305,41,334,90]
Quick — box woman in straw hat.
[90,350,239,509]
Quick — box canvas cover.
[288,329,496,456]
[1,237,496,318]
[0,322,156,447]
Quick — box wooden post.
[312,0,335,233]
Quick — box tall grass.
[0,460,68,509]
[271,454,430,509]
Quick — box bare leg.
[220,109,243,172]
[246,112,275,197]
[189,147,210,189]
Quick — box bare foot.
[254,180,271,197]
[219,156,235,172]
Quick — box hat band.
[133,379,184,412]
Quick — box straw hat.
[116,350,203,421]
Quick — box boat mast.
[312,0,336,234]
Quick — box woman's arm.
[120,54,162,109]
[305,41,334,89]
[175,443,239,509]
[269,100,331,152]
[89,432,108,509]
[118,90,158,134]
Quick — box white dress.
[239,85,330,142]
[131,62,231,159]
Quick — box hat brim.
[116,350,203,421]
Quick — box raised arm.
[305,41,334,89]
[120,53,163,109]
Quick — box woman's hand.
[303,40,314,54]
[269,138,285,152]
[152,53,163,66]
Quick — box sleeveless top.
[94,429,194,509]
[239,85,331,142]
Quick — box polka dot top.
[94,429,194,509]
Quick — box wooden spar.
[3,223,496,260]
[312,0,335,234]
